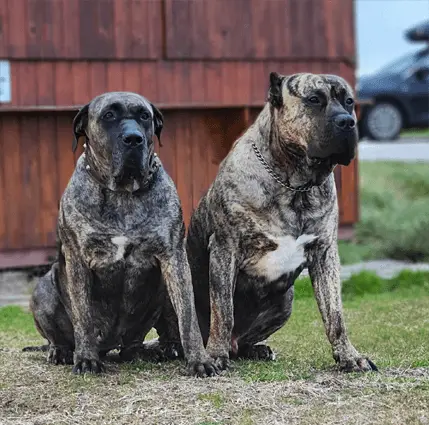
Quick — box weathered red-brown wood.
[0,0,359,267]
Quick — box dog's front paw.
[72,354,105,375]
[47,345,73,365]
[333,343,378,373]
[338,356,378,373]
[186,356,219,378]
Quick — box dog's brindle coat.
[179,72,377,372]
[29,92,217,377]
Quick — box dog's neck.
[252,104,335,190]
[82,146,159,194]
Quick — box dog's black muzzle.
[113,120,152,184]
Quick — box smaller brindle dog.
[26,92,217,377]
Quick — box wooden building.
[0,0,359,268]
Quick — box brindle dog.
[177,72,377,373]
[28,92,217,377]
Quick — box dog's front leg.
[307,239,377,372]
[205,236,237,371]
[65,256,105,374]
[158,243,218,378]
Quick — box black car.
[357,20,429,141]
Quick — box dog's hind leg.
[232,283,295,361]
[27,264,74,365]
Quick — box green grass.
[1,271,429,424]
[338,161,429,264]
[401,128,429,138]
[236,270,429,382]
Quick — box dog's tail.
[22,344,49,352]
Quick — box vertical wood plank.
[26,0,43,57]
[7,0,27,57]
[55,62,73,105]
[0,117,6,249]
[114,0,132,59]
[2,115,22,249]
[140,62,158,101]
[39,115,59,246]
[36,62,55,105]
[0,0,9,58]
[189,62,205,104]
[89,62,107,99]
[106,62,124,92]
[20,114,41,248]
[50,0,64,58]
[191,111,209,209]
[80,0,115,59]
[204,63,222,105]
[122,62,141,94]
[62,0,80,57]
[18,62,37,106]
[72,62,90,105]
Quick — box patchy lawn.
[1,272,429,425]
[339,161,429,264]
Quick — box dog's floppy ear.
[72,104,89,153]
[150,103,164,146]
[267,71,284,109]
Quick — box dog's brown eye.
[346,98,354,105]
[309,96,320,104]
[103,111,115,120]
[141,112,150,120]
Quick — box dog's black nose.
[333,114,355,130]
[123,133,144,147]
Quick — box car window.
[377,51,420,74]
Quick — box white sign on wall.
[0,61,11,103]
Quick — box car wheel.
[363,102,403,141]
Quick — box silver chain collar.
[251,143,314,192]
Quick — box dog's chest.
[82,232,157,271]
[245,233,317,282]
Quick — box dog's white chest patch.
[248,234,317,281]
[111,236,129,261]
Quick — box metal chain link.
[251,143,314,192]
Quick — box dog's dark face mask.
[73,92,163,192]
[268,72,358,167]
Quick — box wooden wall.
[0,0,358,267]
[0,0,355,62]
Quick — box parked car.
[357,20,429,141]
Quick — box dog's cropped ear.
[72,104,89,153]
[267,72,284,109]
[150,103,164,146]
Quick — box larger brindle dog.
[177,72,377,372]
[28,92,217,377]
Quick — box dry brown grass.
[1,287,429,425]
[1,348,429,425]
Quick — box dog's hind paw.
[47,345,74,365]
[236,343,276,361]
